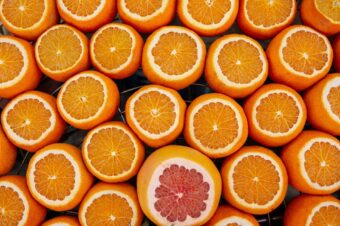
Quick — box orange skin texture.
[56,0,116,32]
[57,70,120,130]
[301,0,340,36]
[81,121,145,183]
[26,143,94,211]
[42,216,80,226]
[142,26,206,90]
[90,23,144,79]
[283,194,340,226]
[303,73,340,136]
[0,175,47,226]
[281,130,340,195]
[205,34,268,98]
[266,25,333,91]
[0,125,16,175]
[243,84,307,147]
[137,145,222,226]
[206,205,259,226]
[79,182,144,226]
[1,90,66,152]
[117,0,176,33]
[0,36,41,99]
[177,0,239,36]
[221,146,288,215]
[184,93,248,158]
[333,35,340,72]
[126,85,186,148]
[237,0,296,40]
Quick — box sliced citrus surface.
[1,91,66,152]
[79,182,143,226]
[0,125,16,175]
[90,23,144,79]
[42,216,80,226]
[57,70,120,130]
[82,121,145,183]
[142,26,206,90]
[205,34,268,98]
[26,143,94,211]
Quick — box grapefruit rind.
[306,201,340,225]
[57,0,105,21]
[322,76,340,123]
[215,216,254,226]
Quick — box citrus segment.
[0,125,16,175]
[42,216,80,226]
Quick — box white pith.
[58,0,106,20]
[50,223,69,226]
[322,76,340,123]
[314,0,340,24]
[119,0,168,20]
[215,216,255,226]
[306,201,340,225]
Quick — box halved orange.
[0,125,16,175]
[267,25,333,91]
[205,34,268,98]
[79,182,144,226]
[26,143,94,211]
[90,23,144,79]
[142,26,206,90]
[244,83,307,147]
[1,90,66,152]
[42,216,80,226]
[57,70,120,130]
[126,84,186,148]
[221,146,288,215]
[35,24,90,82]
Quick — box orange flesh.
[6,99,52,140]
[152,32,198,75]
[327,86,340,119]
[282,30,328,75]
[217,40,263,84]
[0,42,24,83]
[227,224,240,226]
[232,155,280,205]
[315,0,340,22]
[256,93,299,133]
[0,186,25,225]
[61,0,101,16]
[125,0,162,16]
[310,205,340,226]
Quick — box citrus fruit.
[57,70,120,130]
[137,145,222,225]
[0,175,46,226]
[56,0,116,32]
[237,0,296,39]
[42,216,80,226]
[333,34,340,72]
[205,34,268,98]
[221,146,288,215]
[206,205,259,226]
[35,24,90,82]
[283,194,340,226]
[26,143,94,211]
[117,0,176,33]
[267,25,333,91]
[0,36,41,99]
[281,130,340,195]
[1,90,66,152]
[142,26,206,90]
[0,125,16,175]
[301,0,340,36]
[82,121,145,183]
[177,0,239,36]
[184,93,248,159]
[126,84,186,148]
[243,83,307,147]
[304,73,340,135]
[0,0,58,40]
[79,182,143,226]
[90,23,144,79]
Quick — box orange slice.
[117,0,176,33]
[177,0,239,36]
[0,175,46,226]
[82,121,145,183]
[42,216,80,226]
[205,34,268,98]
[0,36,41,99]
[126,84,186,148]
[90,23,144,79]
[57,70,120,130]
[267,25,333,91]
[79,182,143,226]
[142,26,206,90]
[221,146,288,215]
[184,93,248,159]
[0,0,58,40]
[1,90,66,152]
[0,125,16,175]
[26,143,94,211]
[137,145,222,225]
[244,83,307,147]
[35,24,90,82]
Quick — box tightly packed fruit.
[0,0,339,226]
